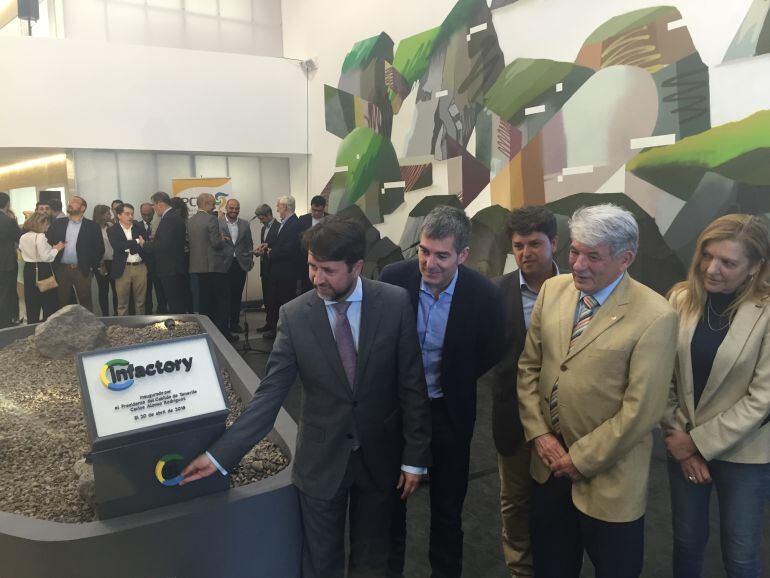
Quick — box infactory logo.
[100,357,193,391]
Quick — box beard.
[315,278,356,302]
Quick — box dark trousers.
[0,267,18,328]
[300,450,393,578]
[266,277,300,329]
[94,262,117,316]
[145,267,167,314]
[226,261,247,329]
[160,274,187,314]
[56,264,93,312]
[198,272,231,337]
[389,398,472,578]
[23,263,58,324]
[262,275,276,328]
[530,475,644,578]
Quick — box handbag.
[35,234,58,293]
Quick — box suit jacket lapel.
[677,315,698,420]
[508,271,527,346]
[306,293,353,396]
[356,279,383,390]
[698,301,764,409]
[442,266,471,372]
[559,283,581,358]
[564,275,630,361]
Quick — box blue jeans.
[668,458,770,577]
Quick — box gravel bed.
[0,321,287,523]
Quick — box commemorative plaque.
[76,334,230,518]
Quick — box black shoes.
[256,324,272,333]
[230,324,244,333]
[261,330,276,339]
[225,334,240,343]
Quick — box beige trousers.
[115,262,147,316]
[499,443,534,576]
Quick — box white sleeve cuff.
[401,464,428,475]
[206,451,228,476]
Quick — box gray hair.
[419,205,471,253]
[277,195,295,212]
[568,204,638,258]
[254,203,272,217]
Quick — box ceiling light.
[0,154,67,176]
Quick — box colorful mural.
[321,0,770,293]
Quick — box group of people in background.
[2,187,769,577]
[0,190,328,344]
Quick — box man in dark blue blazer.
[380,205,505,578]
[107,203,148,315]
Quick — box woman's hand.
[680,454,712,484]
[664,427,698,462]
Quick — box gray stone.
[34,305,107,359]
[74,459,96,510]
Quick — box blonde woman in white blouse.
[19,213,64,323]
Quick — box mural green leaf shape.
[342,32,394,74]
[628,109,770,198]
[335,127,401,208]
[484,58,582,122]
[585,6,679,44]
[392,27,441,86]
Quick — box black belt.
[125,262,144,266]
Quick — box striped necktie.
[550,295,600,434]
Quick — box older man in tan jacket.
[517,204,677,578]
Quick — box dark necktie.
[146,222,152,237]
[550,295,600,434]
[332,301,356,387]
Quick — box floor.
[236,309,770,578]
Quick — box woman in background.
[663,214,770,577]
[93,204,117,316]
[19,213,64,323]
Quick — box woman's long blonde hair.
[669,214,770,325]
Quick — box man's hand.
[179,454,217,485]
[680,454,711,484]
[664,428,698,462]
[136,236,145,247]
[533,433,567,468]
[550,453,582,481]
[397,472,421,500]
[222,235,231,242]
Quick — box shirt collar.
[520,261,560,293]
[161,207,172,218]
[323,276,363,306]
[226,217,238,225]
[420,268,459,299]
[581,272,625,306]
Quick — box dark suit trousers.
[389,398,472,578]
[56,265,93,313]
[160,274,187,314]
[0,267,18,328]
[145,267,167,314]
[198,272,231,336]
[530,475,644,578]
[226,261,247,328]
[95,263,117,316]
[300,450,392,578]
[266,277,299,329]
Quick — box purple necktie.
[332,301,357,387]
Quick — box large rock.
[34,305,107,359]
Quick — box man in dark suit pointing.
[181,215,431,578]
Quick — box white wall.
[60,0,283,57]
[0,36,308,155]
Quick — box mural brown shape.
[576,10,696,73]
[490,132,546,209]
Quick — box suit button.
[346,434,353,439]
[560,364,567,371]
